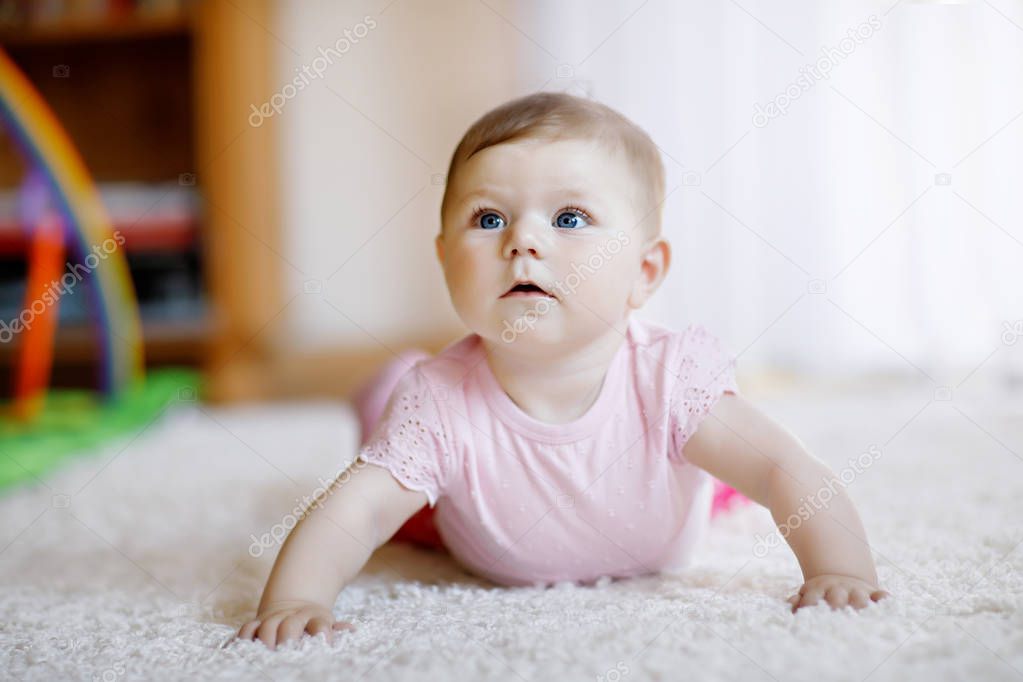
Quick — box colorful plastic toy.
[0,46,143,398]
[12,170,66,420]
[0,46,198,489]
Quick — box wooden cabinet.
[0,1,281,401]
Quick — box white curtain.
[511,0,1023,385]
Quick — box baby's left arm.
[682,393,890,612]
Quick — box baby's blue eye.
[478,212,505,230]
[555,210,588,229]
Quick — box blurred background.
[1,0,1021,404]
[1,4,1021,677]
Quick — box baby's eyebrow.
[548,187,593,202]
[451,186,509,205]
[450,185,603,211]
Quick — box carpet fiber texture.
[1,383,1020,681]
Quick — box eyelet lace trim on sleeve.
[355,375,450,508]
[669,325,739,463]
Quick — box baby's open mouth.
[501,280,557,299]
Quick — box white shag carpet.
[1,381,1021,682]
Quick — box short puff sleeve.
[667,324,740,464]
[356,365,452,508]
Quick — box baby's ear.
[434,232,445,265]
[628,238,670,309]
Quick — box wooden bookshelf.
[0,13,192,47]
[0,1,447,403]
[0,0,281,400]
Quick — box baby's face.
[437,138,666,351]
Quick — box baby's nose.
[509,245,539,257]
[502,221,546,259]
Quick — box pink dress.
[355,316,742,587]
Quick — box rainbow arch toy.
[0,46,144,399]
[0,47,203,490]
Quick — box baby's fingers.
[237,620,261,641]
[256,615,287,650]
[307,617,336,643]
[824,586,849,609]
[849,588,871,609]
[793,587,825,612]
[278,614,314,646]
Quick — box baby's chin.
[479,315,608,353]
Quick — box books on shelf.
[0,181,205,333]
[0,182,201,255]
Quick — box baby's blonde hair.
[440,92,666,238]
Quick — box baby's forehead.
[478,135,617,161]
[454,137,637,192]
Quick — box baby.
[237,92,889,649]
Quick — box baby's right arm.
[236,459,429,649]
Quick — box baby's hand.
[236,599,356,649]
[787,574,890,612]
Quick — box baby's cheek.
[582,266,631,307]
[444,255,481,294]
[447,263,493,316]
